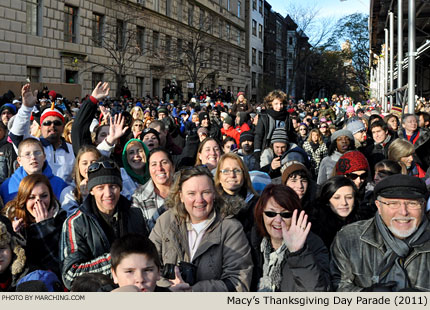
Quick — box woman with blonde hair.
[214,153,258,236]
[388,138,426,177]
[2,174,66,276]
[63,120,73,143]
[149,165,253,291]
[131,106,144,120]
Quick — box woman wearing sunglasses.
[250,184,330,292]
[310,176,360,249]
[334,150,370,201]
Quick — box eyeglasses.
[377,200,423,210]
[88,161,118,174]
[42,120,62,127]
[220,168,242,175]
[346,172,368,180]
[20,150,44,159]
[375,170,394,179]
[263,211,293,218]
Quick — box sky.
[268,0,370,19]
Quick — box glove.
[361,281,397,292]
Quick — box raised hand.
[21,83,38,107]
[282,209,311,253]
[91,82,110,101]
[106,113,128,145]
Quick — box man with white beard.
[330,174,430,292]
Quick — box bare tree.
[285,2,336,99]
[87,12,145,97]
[158,15,218,95]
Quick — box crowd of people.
[0,82,430,293]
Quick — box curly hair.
[164,166,223,222]
[263,90,287,110]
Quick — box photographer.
[149,165,253,292]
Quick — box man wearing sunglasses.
[331,174,430,292]
[60,160,148,290]
[9,84,75,185]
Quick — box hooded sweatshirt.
[0,162,68,205]
[121,139,150,186]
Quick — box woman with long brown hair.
[2,174,66,276]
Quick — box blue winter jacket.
[0,162,68,205]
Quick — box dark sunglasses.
[346,172,368,180]
[375,170,395,179]
[42,120,63,127]
[263,211,293,219]
[88,161,118,174]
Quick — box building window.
[116,19,125,50]
[259,0,263,14]
[237,57,241,73]
[252,0,257,10]
[219,20,223,38]
[137,26,145,54]
[137,77,144,97]
[188,4,194,26]
[208,14,213,34]
[92,72,104,90]
[165,35,171,57]
[64,5,77,43]
[226,23,230,40]
[252,48,256,65]
[177,0,183,21]
[258,51,262,67]
[227,0,230,11]
[154,0,160,12]
[92,13,104,47]
[219,52,223,70]
[199,8,204,29]
[252,72,256,88]
[209,48,214,68]
[153,31,159,54]
[27,0,42,36]
[237,1,241,17]
[237,30,241,45]
[289,36,293,45]
[177,38,182,57]
[258,24,263,39]
[65,70,78,84]
[219,0,223,12]
[27,66,40,83]
[166,0,171,16]
[227,55,230,73]
[288,52,292,58]
[252,20,257,36]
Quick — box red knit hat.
[40,103,65,124]
[335,151,369,175]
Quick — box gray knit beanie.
[271,128,288,144]
[330,129,354,143]
[346,120,365,135]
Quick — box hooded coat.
[121,139,150,186]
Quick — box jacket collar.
[40,137,70,153]
[360,217,430,253]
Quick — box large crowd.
[0,82,430,292]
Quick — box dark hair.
[384,114,399,128]
[110,234,161,271]
[221,137,236,148]
[254,184,301,238]
[370,119,388,132]
[70,273,114,292]
[417,111,430,125]
[318,176,358,215]
[286,169,309,182]
[374,159,403,175]
[195,137,222,166]
[327,136,355,155]
[148,147,173,165]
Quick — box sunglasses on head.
[88,161,118,174]
[42,120,62,127]
[346,172,368,180]
[263,211,293,218]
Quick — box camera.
[162,262,197,286]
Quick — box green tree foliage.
[327,13,370,100]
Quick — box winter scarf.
[257,237,287,292]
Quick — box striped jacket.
[60,195,148,289]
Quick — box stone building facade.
[0,0,249,99]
